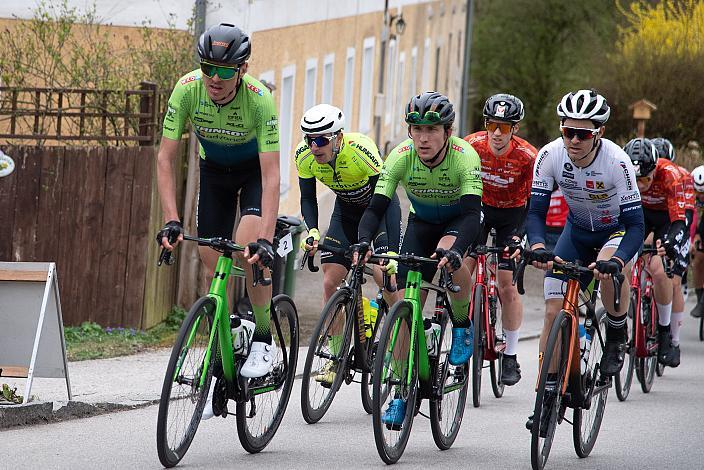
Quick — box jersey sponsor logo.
[353,144,381,167]
[451,143,465,153]
[265,139,278,145]
[678,201,685,208]
[411,188,460,195]
[533,180,549,189]
[166,105,176,117]
[483,172,515,186]
[564,162,573,171]
[596,181,605,189]
[196,125,247,137]
[295,146,309,158]
[535,150,548,176]
[180,75,199,85]
[562,171,574,179]
[399,145,411,153]
[586,180,594,189]
[620,192,640,203]
[266,118,278,127]
[193,116,213,124]
[619,162,634,190]
[246,83,264,96]
[588,193,609,200]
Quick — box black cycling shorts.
[197,159,262,238]
[397,213,464,285]
[469,205,524,270]
[643,208,689,277]
[320,193,402,269]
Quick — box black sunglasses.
[305,134,335,148]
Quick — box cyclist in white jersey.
[525,90,644,378]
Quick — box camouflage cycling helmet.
[483,93,525,123]
[198,23,251,65]
[651,137,675,162]
[624,138,658,177]
[405,92,455,126]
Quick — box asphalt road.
[2,315,703,469]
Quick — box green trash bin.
[272,217,305,298]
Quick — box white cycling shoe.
[201,379,217,420]
[240,341,277,378]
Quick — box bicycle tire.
[489,288,505,399]
[236,295,299,453]
[157,296,217,468]
[361,301,386,414]
[300,288,354,423]
[430,307,469,450]
[636,299,657,393]
[530,310,570,470]
[573,308,608,458]
[471,285,485,408]
[614,294,636,402]
[656,361,665,377]
[700,316,703,341]
[372,301,417,464]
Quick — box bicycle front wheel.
[372,300,417,465]
[236,295,299,453]
[300,288,353,423]
[573,308,608,458]
[471,285,485,408]
[156,296,217,468]
[489,290,505,399]
[614,294,636,401]
[430,309,469,450]
[530,310,570,470]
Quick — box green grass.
[64,307,186,361]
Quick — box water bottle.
[578,324,592,375]
[231,316,256,356]
[424,319,441,357]
[366,300,379,338]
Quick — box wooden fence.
[0,144,185,328]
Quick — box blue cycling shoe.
[449,326,473,365]
[381,398,407,430]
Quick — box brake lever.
[441,268,461,293]
[158,247,175,267]
[252,265,272,287]
[613,273,625,311]
[512,258,527,295]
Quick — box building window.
[344,47,356,125]
[410,47,418,98]
[279,65,296,195]
[322,53,335,105]
[422,38,431,91]
[304,58,318,112]
[434,45,441,91]
[385,39,397,126]
[394,51,406,138]
[359,37,375,134]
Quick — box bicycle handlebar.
[512,248,625,311]
[157,234,271,287]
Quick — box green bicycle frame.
[178,255,246,388]
[387,269,432,387]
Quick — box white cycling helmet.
[300,104,345,135]
[557,89,611,126]
[692,165,704,192]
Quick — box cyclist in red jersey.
[689,165,704,317]
[626,138,688,367]
[653,137,695,353]
[545,187,568,251]
[464,93,537,385]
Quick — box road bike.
[372,253,469,464]
[156,217,300,467]
[469,242,507,407]
[515,250,620,470]
[300,244,393,422]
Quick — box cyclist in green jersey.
[296,104,402,385]
[156,23,280,388]
[356,91,483,425]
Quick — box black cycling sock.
[504,354,517,360]
[606,312,627,342]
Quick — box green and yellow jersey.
[162,70,279,168]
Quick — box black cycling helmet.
[624,138,658,177]
[483,93,525,123]
[197,23,251,65]
[651,137,675,162]
[405,91,455,126]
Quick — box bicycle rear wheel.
[471,285,485,408]
[636,355,657,393]
[300,288,353,423]
[236,295,299,453]
[573,308,608,458]
[700,317,703,341]
[656,361,665,377]
[362,301,386,414]
[614,294,636,402]
[372,301,417,464]
[156,296,216,468]
[430,309,469,450]
[530,310,570,470]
